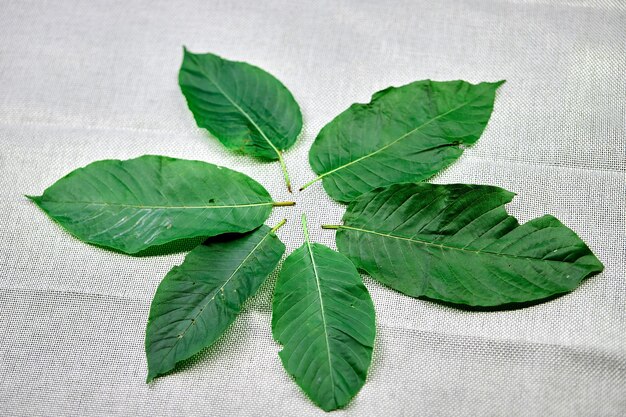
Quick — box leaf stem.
[301,213,310,243]
[277,152,292,193]
[321,225,340,230]
[270,219,287,233]
[299,176,322,192]
[272,201,296,207]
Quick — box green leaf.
[327,183,604,307]
[28,155,293,254]
[179,48,303,192]
[272,214,376,411]
[302,80,504,202]
[145,222,286,382]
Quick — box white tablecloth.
[1,1,624,415]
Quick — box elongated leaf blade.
[179,49,302,190]
[334,183,604,306]
[272,217,376,411]
[28,155,279,254]
[146,225,285,382]
[307,80,504,202]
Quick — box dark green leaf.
[328,183,603,307]
[179,48,303,191]
[272,215,375,411]
[303,80,504,202]
[28,155,293,254]
[146,222,286,382]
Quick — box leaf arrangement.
[28,49,603,411]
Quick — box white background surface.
[0,1,624,415]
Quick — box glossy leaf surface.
[332,183,604,306]
[29,155,287,254]
[146,224,286,382]
[179,49,302,191]
[305,80,504,202]
[272,215,375,411]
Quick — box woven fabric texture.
[0,0,624,415]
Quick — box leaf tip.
[594,258,605,273]
[25,194,42,204]
[145,366,161,384]
[181,45,195,60]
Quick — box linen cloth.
[0,0,624,415]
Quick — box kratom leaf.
[326,183,603,307]
[179,48,303,191]
[28,155,293,254]
[146,222,286,382]
[302,80,504,202]
[272,214,375,411]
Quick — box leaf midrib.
[304,241,337,405]
[315,99,472,180]
[42,200,273,209]
[338,225,572,263]
[153,229,273,369]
